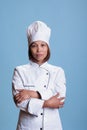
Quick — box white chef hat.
[27,21,51,46]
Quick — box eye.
[41,43,47,47]
[31,44,37,48]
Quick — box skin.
[30,41,48,65]
[14,41,65,108]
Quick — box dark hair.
[28,44,51,63]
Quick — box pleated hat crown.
[27,21,51,46]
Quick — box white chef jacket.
[12,61,66,130]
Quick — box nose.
[37,45,42,52]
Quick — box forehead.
[32,40,47,44]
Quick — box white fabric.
[27,21,51,45]
[12,61,66,130]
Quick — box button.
[44,85,46,87]
[46,73,48,75]
[41,113,43,115]
[40,128,42,130]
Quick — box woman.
[12,21,66,130]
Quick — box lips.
[36,54,43,57]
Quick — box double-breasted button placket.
[43,71,49,89]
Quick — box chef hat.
[27,21,51,46]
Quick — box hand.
[43,93,65,109]
[14,89,39,104]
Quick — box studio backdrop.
[0,0,87,130]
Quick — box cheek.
[44,49,48,56]
[45,48,48,53]
[31,49,36,54]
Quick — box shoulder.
[47,63,64,72]
[15,63,31,72]
[46,63,66,79]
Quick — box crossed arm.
[14,89,65,108]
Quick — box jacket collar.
[30,61,49,70]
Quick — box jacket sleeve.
[54,68,66,98]
[37,68,66,100]
[12,68,44,116]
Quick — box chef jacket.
[12,61,66,130]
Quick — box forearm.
[43,93,65,108]
[36,89,54,100]
[14,89,40,104]
[26,90,41,99]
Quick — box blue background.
[0,0,87,130]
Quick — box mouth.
[36,54,43,57]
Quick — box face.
[30,41,48,64]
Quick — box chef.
[12,21,66,130]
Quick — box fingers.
[59,104,64,108]
[59,97,65,102]
[14,93,22,103]
[54,93,60,98]
[16,89,24,92]
[54,94,65,109]
[59,101,64,105]
[54,93,65,99]
[14,89,29,104]
[14,92,30,103]
[58,98,65,108]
